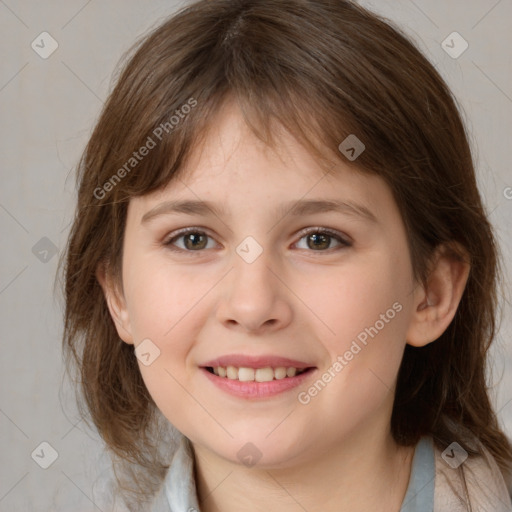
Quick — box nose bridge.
[231,238,279,307]
[216,237,292,333]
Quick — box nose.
[215,250,293,335]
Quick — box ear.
[96,262,134,345]
[406,243,470,347]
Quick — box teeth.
[238,367,255,381]
[274,367,287,380]
[286,367,297,377]
[255,367,274,382]
[226,365,238,379]
[209,365,307,381]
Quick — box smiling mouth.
[203,366,315,382]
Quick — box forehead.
[127,100,394,224]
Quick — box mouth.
[203,365,314,382]
[199,355,317,398]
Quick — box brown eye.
[307,232,331,250]
[295,228,351,251]
[182,233,208,250]
[164,229,215,252]
[164,227,350,254]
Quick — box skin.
[97,100,469,512]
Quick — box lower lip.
[200,367,317,399]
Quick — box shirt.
[146,433,512,511]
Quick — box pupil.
[185,233,206,250]
[309,233,329,250]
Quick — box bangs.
[85,0,422,207]
[92,79,362,210]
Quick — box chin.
[208,433,309,469]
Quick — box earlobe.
[406,243,470,348]
[95,263,134,345]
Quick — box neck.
[192,428,415,512]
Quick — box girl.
[59,0,512,510]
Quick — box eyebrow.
[140,198,378,224]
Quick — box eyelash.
[162,227,352,254]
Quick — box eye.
[294,228,351,251]
[164,228,217,252]
[163,227,351,254]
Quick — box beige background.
[1,0,511,510]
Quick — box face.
[106,101,420,468]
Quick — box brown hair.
[57,0,512,507]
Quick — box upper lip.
[201,354,315,369]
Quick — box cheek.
[127,266,210,432]
[316,263,408,331]
[124,257,213,343]
[121,259,201,374]
[293,263,410,433]
[306,250,412,382]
